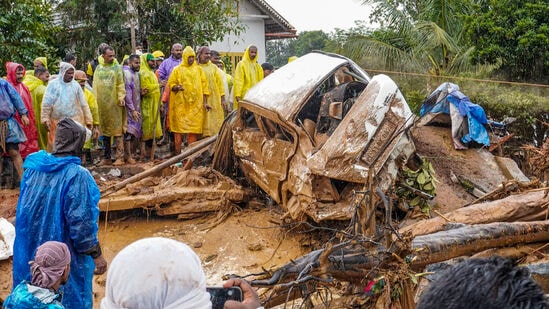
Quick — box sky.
[266,0,373,33]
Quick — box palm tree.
[344,0,477,76]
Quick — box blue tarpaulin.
[420,82,490,148]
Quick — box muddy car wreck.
[214,51,415,222]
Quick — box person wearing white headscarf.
[101,237,212,309]
[41,61,93,152]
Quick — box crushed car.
[213,51,416,222]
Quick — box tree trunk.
[410,221,549,269]
[399,190,549,238]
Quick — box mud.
[0,205,308,308]
[0,123,534,306]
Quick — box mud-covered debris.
[213,51,415,223]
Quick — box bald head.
[171,43,183,60]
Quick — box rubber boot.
[125,140,136,164]
[113,136,125,166]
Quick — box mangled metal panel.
[307,74,415,187]
[232,107,298,203]
[243,52,368,122]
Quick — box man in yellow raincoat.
[23,67,50,150]
[167,46,210,155]
[233,45,263,109]
[197,46,225,137]
[93,45,126,165]
[23,57,48,85]
[139,53,163,160]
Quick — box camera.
[207,286,243,309]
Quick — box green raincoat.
[93,56,126,136]
[139,54,162,141]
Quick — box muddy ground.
[0,125,526,307]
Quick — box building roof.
[249,0,298,40]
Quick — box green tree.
[292,30,329,56]
[343,0,476,75]
[55,0,243,70]
[0,0,59,76]
[55,0,129,69]
[135,0,243,50]
[266,39,294,68]
[266,30,330,67]
[465,0,549,82]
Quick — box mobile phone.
[207,286,243,309]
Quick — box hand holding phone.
[207,286,242,309]
[222,278,262,309]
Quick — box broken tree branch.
[100,135,217,197]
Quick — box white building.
[210,0,297,69]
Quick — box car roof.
[243,51,367,121]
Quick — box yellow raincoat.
[83,87,99,149]
[23,57,48,84]
[233,45,263,109]
[167,47,209,134]
[199,61,225,137]
[93,56,126,136]
[23,75,48,150]
[139,54,162,141]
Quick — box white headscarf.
[101,237,212,309]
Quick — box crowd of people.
[1,42,273,181]
[0,42,275,308]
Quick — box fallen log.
[399,190,549,238]
[99,186,246,212]
[100,135,217,197]
[526,259,549,293]
[471,242,547,260]
[247,221,549,299]
[410,221,549,269]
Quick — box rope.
[364,68,549,88]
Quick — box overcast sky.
[266,0,373,33]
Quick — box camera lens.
[227,290,233,296]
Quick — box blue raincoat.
[3,281,64,308]
[0,78,28,144]
[12,150,100,309]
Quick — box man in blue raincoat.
[12,117,107,309]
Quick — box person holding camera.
[100,237,261,309]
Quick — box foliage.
[266,39,294,68]
[343,0,478,76]
[135,0,243,50]
[396,158,437,215]
[266,30,330,67]
[0,0,59,76]
[464,0,549,83]
[54,0,243,70]
[55,0,128,69]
